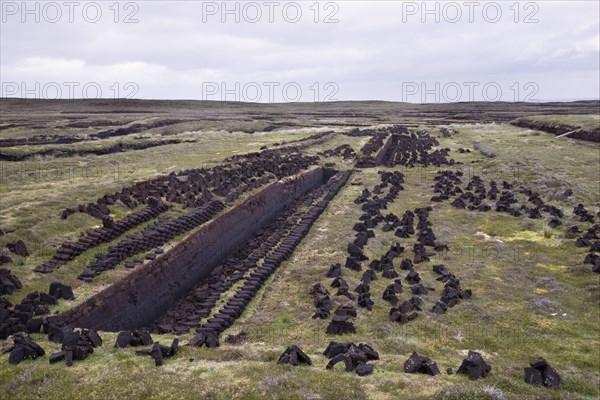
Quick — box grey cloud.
[1,0,598,102]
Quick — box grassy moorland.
[0,100,598,400]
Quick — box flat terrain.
[0,99,599,400]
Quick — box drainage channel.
[62,168,347,331]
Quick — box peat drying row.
[33,149,320,275]
[265,130,334,149]
[0,118,189,148]
[34,203,172,274]
[317,144,356,162]
[0,139,190,162]
[76,200,225,281]
[351,126,404,168]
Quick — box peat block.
[2,332,45,365]
[403,351,440,376]
[457,351,491,380]
[324,342,378,376]
[49,282,75,301]
[277,345,312,366]
[188,329,219,348]
[326,315,356,335]
[524,357,561,389]
[136,339,179,366]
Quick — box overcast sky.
[1,1,598,102]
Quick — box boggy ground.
[0,100,599,400]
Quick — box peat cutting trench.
[61,167,349,332]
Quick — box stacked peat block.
[114,330,153,348]
[574,203,595,223]
[48,326,102,366]
[524,357,562,389]
[0,268,22,295]
[277,345,312,366]
[361,269,377,284]
[136,339,179,366]
[326,263,342,278]
[14,291,57,317]
[6,240,29,257]
[326,305,357,335]
[332,276,354,301]
[188,328,220,348]
[1,282,75,340]
[311,283,332,319]
[355,280,374,311]
[403,351,440,376]
[413,206,443,263]
[370,242,404,280]
[382,279,403,306]
[456,351,492,380]
[48,282,75,300]
[394,210,415,239]
[390,296,422,324]
[431,265,472,315]
[324,341,379,376]
[0,301,30,339]
[2,332,45,365]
